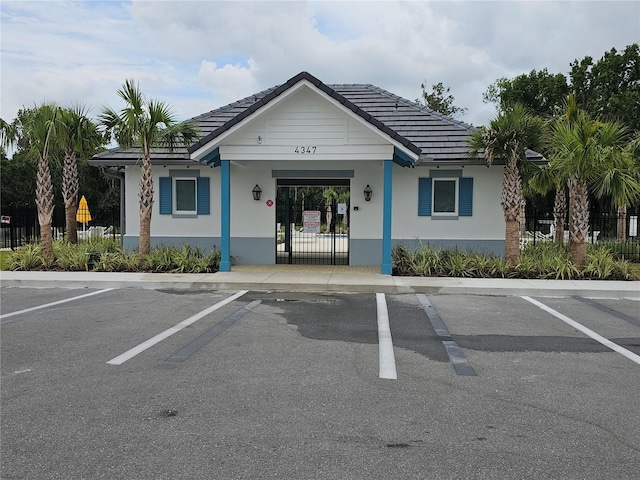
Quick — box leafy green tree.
[483,69,570,118]
[0,150,37,208]
[570,44,640,131]
[417,81,467,117]
[468,104,544,262]
[100,79,198,256]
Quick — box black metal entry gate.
[276,180,349,265]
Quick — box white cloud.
[1,0,638,129]
[199,58,260,105]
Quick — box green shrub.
[412,243,441,276]
[7,239,221,274]
[93,251,128,272]
[390,241,636,280]
[121,251,143,272]
[143,244,220,274]
[391,243,414,275]
[9,244,45,270]
[203,247,221,272]
[520,242,579,279]
[612,259,635,280]
[144,244,177,272]
[489,257,513,278]
[171,244,201,273]
[584,245,620,279]
[545,256,580,280]
[442,249,476,277]
[55,244,90,271]
[514,254,542,279]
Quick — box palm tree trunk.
[502,160,523,262]
[65,200,78,243]
[568,176,589,268]
[62,150,79,244]
[139,154,154,256]
[617,205,627,241]
[505,219,521,261]
[35,156,55,262]
[553,187,566,244]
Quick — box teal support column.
[381,159,393,275]
[220,159,231,272]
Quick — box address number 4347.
[294,146,317,154]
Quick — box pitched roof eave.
[91,71,547,167]
[188,71,421,163]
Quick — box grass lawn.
[0,250,11,270]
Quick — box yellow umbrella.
[76,195,92,234]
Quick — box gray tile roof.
[92,71,543,167]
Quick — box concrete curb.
[1,271,639,299]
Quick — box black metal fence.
[525,209,640,262]
[1,206,120,250]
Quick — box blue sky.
[1,0,638,128]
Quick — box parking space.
[0,286,113,319]
[1,286,639,479]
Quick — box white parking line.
[0,288,115,321]
[376,293,397,380]
[107,290,249,366]
[522,296,640,366]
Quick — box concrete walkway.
[1,266,639,298]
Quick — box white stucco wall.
[392,164,504,241]
[124,164,220,238]
[226,160,386,241]
[125,161,504,242]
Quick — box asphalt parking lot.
[1,286,639,479]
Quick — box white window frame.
[173,177,197,215]
[432,177,458,216]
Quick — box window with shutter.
[418,176,473,218]
[159,172,210,216]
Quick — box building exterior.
[91,72,542,274]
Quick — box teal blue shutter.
[458,177,473,216]
[418,177,432,216]
[197,177,210,215]
[159,177,172,214]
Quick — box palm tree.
[6,105,59,261]
[99,79,198,256]
[468,104,544,262]
[57,106,103,244]
[591,131,640,241]
[0,118,17,152]
[548,98,634,267]
[527,163,567,244]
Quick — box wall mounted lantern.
[252,184,262,201]
[363,185,372,202]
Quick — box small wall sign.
[303,210,321,234]
[266,199,274,207]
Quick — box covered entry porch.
[276,178,350,265]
